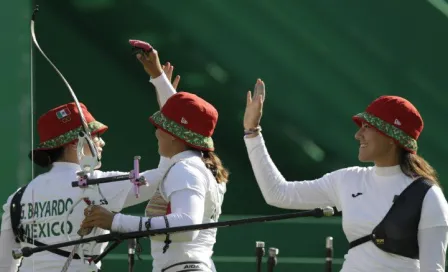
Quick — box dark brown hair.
[29,147,65,168]
[201,151,229,184]
[399,149,440,187]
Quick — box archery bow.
[30,6,147,271]
[31,6,99,172]
[30,5,104,271]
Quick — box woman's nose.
[354,128,363,140]
[97,138,105,147]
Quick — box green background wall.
[1,0,448,271]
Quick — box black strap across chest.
[10,185,97,260]
[348,177,433,259]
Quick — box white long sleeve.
[0,230,20,272]
[244,134,342,210]
[112,189,204,242]
[112,155,207,242]
[418,186,448,271]
[150,72,177,108]
[0,193,21,272]
[418,226,448,271]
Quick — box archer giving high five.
[81,40,229,272]
[243,81,448,271]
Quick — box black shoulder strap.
[349,234,372,249]
[349,177,432,250]
[9,184,97,260]
[20,238,96,259]
[390,177,432,205]
[10,185,28,243]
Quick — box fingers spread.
[167,67,173,79]
[172,75,180,90]
[163,62,173,79]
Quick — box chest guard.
[349,177,432,259]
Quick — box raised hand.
[253,77,266,102]
[130,39,163,79]
[162,62,181,90]
[244,79,265,131]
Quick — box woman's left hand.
[162,62,181,90]
[244,79,265,130]
[81,205,115,230]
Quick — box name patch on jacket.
[21,198,74,238]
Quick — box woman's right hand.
[81,205,115,231]
[136,45,163,79]
[244,79,265,130]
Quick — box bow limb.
[31,7,101,271]
[31,5,99,176]
[30,9,144,270]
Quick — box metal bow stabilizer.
[13,207,336,261]
[68,155,147,270]
[72,155,147,197]
[29,5,146,272]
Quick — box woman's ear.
[69,143,77,150]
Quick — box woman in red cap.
[0,103,174,272]
[81,43,229,272]
[244,87,448,271]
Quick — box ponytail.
[201,151,229,184]
[29,147,65,168]
[399,149,440,187]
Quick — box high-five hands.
[130,39,181,90]
[130,39,163,79]
[244,79,265,136]
[162,62,181,90]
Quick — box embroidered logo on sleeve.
[351,192,363,198]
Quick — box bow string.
[29,7,147,272]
